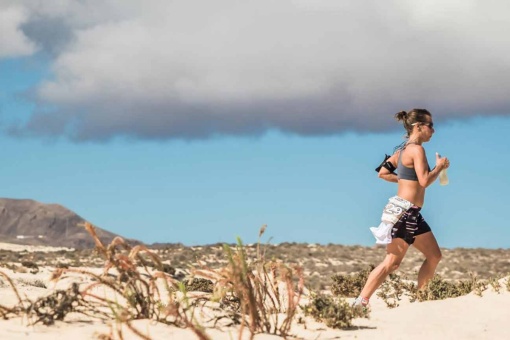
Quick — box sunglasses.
[412,122,434,129]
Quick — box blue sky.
[1,1,509,249]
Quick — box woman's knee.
[383,259,402,273]
[428,250,442,264]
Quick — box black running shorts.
[391,206,431,245]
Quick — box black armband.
[375,154,397,174]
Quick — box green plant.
[415,275,473,301]
[51,222,210,339]
[21,260,38,269]
[488,276,502,294]
[377,272,488,304]
[17,278,47,289]
[196,225,304,339]
[304,292,369,329]
[330,265,374,297]
[185,278,214,293]
[376,272,415,308]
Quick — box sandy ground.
[0,242,74,252]
[1,243,509,340]
[1,285,509,340]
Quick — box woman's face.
[420,117,435,141]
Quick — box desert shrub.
[185,278,213,293]
[376,272,415,308]
[21,261,39,274]
[196,225,304,339]
[161,263,176,275]
[303,293,369,329]
[27,283,98,325]
[16,278,47,289]
[415,274,486,301]
[487,275,505,294]
[330,265,374,297]
[376,272,490,307]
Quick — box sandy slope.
[1,269,509,340]
[1,241,509,340]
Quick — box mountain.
[0,198,135,249]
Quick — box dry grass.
[3,241,510,292]
[1,224,510,339]
[0,223,310,340]
[193,225,305,339]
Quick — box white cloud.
[0,5,37,57]
[5,0,510,140]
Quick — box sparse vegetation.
[184,278,213,293]
[194,225,305,338]
[303,292,369,329]
[375,272,415,308]
[0,223,306,340]
[375,272,493,307]
[330,265,374,298]
[3,242,510,292]
[17,278,47,289]
[0,225,509,339]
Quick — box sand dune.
[1,267,508,339]
[1,241,509,340]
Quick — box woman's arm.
[412,145,447,187]
[378,152,399,183]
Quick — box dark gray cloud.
[20,16,74,56]
[0,4,36,57]
[3,1,510,141]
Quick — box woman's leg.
[412,231,442,289]
[359,238,409,300]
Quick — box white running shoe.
[352,296,369,311]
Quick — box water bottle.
[439,168,449,186]
[436,152,449,186]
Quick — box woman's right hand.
[435,152,450,170]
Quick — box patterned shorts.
[391,206,431,245]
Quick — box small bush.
[304,293,369,329]
[185,278,213,293]
[21,261,39,269]
[330,265,374,297]
[416,274,485,301]
[376,272,490,307]
[376,272,415,308]
[196,225,305,338]
[21,261,39,274]
[17,278,47,289]
[28,283,86,325]
[488,276,502,293]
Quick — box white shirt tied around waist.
[370,196,413,244]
